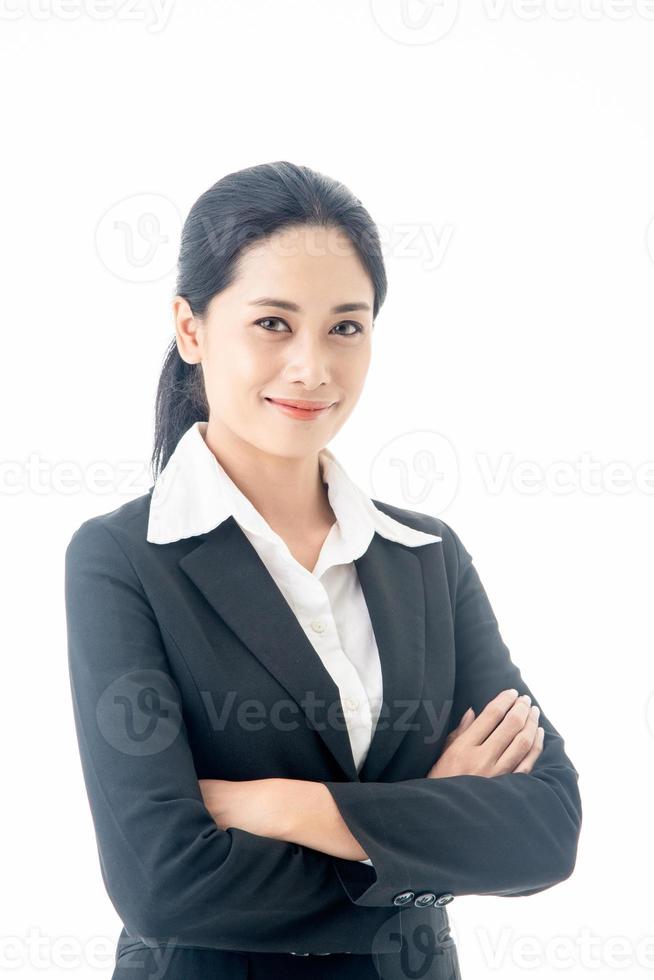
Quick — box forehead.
[228,225,373,300]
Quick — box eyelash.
[254,317,364,336]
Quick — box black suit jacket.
[64,489,582,970]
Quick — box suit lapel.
[354,531,426,782]
[178,515,427,783]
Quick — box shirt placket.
[292,569,373,773]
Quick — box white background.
[2,1,652,977]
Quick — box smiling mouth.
[264,398,336,410]
[264,397,336,419]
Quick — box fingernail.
[521,694,531,705]
[531,705,540,717]
[508,689,518,697]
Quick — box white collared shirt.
[147,421,442,866]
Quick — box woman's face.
[175,223,375,460]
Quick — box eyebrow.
[248,297,372,314]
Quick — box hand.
[427,688,545,779]
[198,777,290,840]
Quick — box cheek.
[346,350,371,392]
[240,345,272,381]
[203,347,270,410]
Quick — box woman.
[65,161,582,979]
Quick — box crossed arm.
[198,685,546,863]
[199,777,370,861]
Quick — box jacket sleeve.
[64,518,378,949]
[322,523,582,907]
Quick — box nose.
[280,331,332,389]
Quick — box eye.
[254,317,290,333]
[332,320,364,336]
[254,317,364,335]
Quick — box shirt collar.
[146,420,442,555]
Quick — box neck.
[201,418,336,536]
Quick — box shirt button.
[414,892,436,907]
[392,891,415,906]
[310,619,326,633]
[435,892,454,906]
[344,696,360,712]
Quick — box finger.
[512,726,545,774]
[493,705,541,773]
[482,694,533,760]
[458,706,475,730]
[463,688,521,744]
[444,706,474,745]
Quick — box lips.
[265,397,335,410]
[264,397,336,420]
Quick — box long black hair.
[151,161,388,481]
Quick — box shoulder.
[65,488,153,567]
[370,497,473,569]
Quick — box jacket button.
[414,892,436,907]
[435,892,454,906]
[392,891,415,906]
